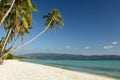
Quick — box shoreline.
[0,60,117,80]
[20,59,120,79]
[52,65,119,79]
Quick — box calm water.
[20,60,120,78]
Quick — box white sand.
[0,60,117,80]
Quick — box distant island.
[16,53,120,60]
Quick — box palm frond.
[43,9,64,30]
[22,16,29,30]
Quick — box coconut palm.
[13,9,64,51]
[0,0,15,64]
[0,1,64,64]
[0,9,64,63]
[0,0,36,63]
[0,0,15,26]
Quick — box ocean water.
[20,60,120,78]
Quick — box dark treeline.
[17,53,120,60]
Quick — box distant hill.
[16,53,120,60]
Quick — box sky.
[1,0,120,55]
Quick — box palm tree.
[0,0,15,64]
[0,9,64,63]
[0,0,15,26]
[13,9,64,51]
[0,0,36,63]
[0,1,64,64]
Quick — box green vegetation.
[6,54,25,59]
[19,53,120,60]
[6,54,14,59]
[0,0,64,64]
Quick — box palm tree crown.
[0,0,64,64]
[43,9,64,30]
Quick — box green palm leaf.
[43,9,64,30]
[22,16,29,30]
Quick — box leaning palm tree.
[0,0,64,64]
[0,0,37,64]
[0,0,16,63]
[0,0,15,26]
[0,0,17,58]
[13,9,64,51]
[0,9,64,64]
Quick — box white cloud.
[103,41,118,49]
[112,42,118,45]
[104,45,114,49]
[65,45,70,49]
[85,46,91,49]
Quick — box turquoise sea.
[20,60,120,79]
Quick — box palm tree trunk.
[0,48,12,64]
[14,28,48,50]
[0,0,16,64]
[0,28,12,64]
[12,34,19,47]
[1,28,12,54]
[0,0,15,26]
[0,34,19,63]
[13,20,52,51]
[0,20,52,64]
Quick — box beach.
[0,60,117,80]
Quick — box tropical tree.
[0,0,64,64]
[13,9,64,51]
[0,0,37,64]
[0,0,15,26]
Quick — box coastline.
[20,59,120,79]
[0,60,117,80]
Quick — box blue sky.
[1,0,120,55]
